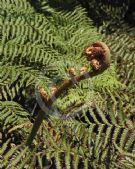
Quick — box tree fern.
[0,0,134,168]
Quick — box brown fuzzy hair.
[84,41,111,70]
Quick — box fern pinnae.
[112,127,121,145]
[1,0,133,168]
[82,111,93,125]
[43,126,61,150]
[1,111,12,126]
[3,145,19,167]
[121,157,135,169]
[94,125,105,154]
[1,86,8,100]
[28,149,39,169]
[95,139,104,162]
[17,154,31,169]
[73,154,79,169]
[88,124,95,147]
[125,132,135,152]
[103,125,113,149]
[88,108,101,125]
[0,139,10,155]
[0,101,29,133]
[82,129,89,147]
[1,42,57,65]
[3,85,13,100]
[65,150,71,169]
[95,104,111,125]
[0,0,33,13]
[119,129,129,150]
[114,142,135,159]
[55,152,62,169]
[84,158,89,169]
[101,148,109,163]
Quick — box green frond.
[0,65,50,100]
[0,0,134,168]
[0,101,29,132]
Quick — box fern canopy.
[0,0,134,169]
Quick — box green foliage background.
[0,0,134,168]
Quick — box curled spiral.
[84,41,111,71]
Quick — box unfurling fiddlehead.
[26,41,111,147]
[84,41,111,70]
